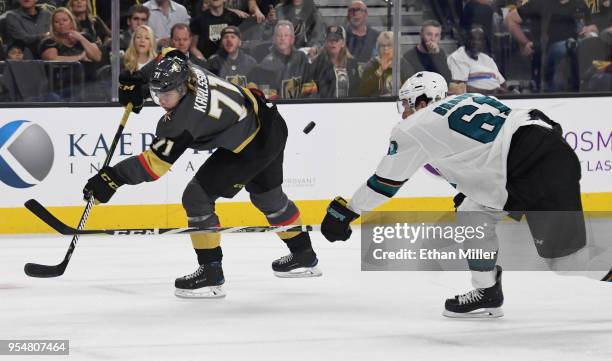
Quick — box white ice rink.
[1,231,611,361]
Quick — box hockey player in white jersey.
[321,71,610,318]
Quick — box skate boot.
[443,265,504,318]
[272,249,322,278]
[175,261,225,299]
[602,269,612,282]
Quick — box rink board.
[0,97,610,233]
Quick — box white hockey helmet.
[397,71,448,113]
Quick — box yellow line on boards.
[1,193,611,234]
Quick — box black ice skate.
[443,265,504,318]
[602,269,612,282]
[272,250,322,278]
[175,262,225,299]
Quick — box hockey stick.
[25,198,315,236]
[24,104,133,278]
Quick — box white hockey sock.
[471,267,497,289]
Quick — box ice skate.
[175,262,226,299]
[272,250,322,278]
[443,265,504,318]
[602,269,612,282]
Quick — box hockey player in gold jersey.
[84,50,321,299]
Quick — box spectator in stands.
[39,6,101,97]
[460,0,498,54]
[222,0,249,17]
[5,39,26,60]
[247,0,279,23]
[189,0,269,21]
[402,20,452,82]
[429,0,463,39]
[358,31,409,97]
[265,0,326,51]
[249,20,315,99]
[39,7,101,63]
[5,0,52,57]
[206,25,256,87]
[504,0,597,92]
[447,25,507,94]
[310,25,360,98]
[120,4,150,51]
[190,0,242,60]
[123,24,157,72]
[170,23,207,68]
[143,0,190,48]
[591,0,611,32]
[68,0,111,47]
[345,0,380,72]
[583,23,612,91]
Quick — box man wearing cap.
[189,0,242,60]
[206,26,257,88]
[310,25,360,98]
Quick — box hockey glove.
[83,166,124,204]
[321,197,360,242]
[119,70,146,113]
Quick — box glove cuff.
[328,196,359,223]
[100,166,124,190]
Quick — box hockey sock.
[283,232,314,254]
[471,268,498,289]
[195,246,223,265]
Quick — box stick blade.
[24,199,73,235]
[24,263,65,278]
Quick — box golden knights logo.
[226,75,248,88]
[171,62,182,73]
[383,72,393,96]
[209,24,227,42]
[281,76,303,99]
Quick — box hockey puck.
[303,121,316,134]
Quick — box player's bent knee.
[182,179,217,218]
[250,187,299,225]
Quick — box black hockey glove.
[119,70,146,113]
[83,166,124,204]
[321,197,360,242]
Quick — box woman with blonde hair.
[358,31,409,97]
[68,0,111,46]
[39,7,102,63]
[123,25,157,73]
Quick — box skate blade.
[273,266,322,278]
[443,307,504,319]
[174,286,226,299]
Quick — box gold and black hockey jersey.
[113,63,260,184]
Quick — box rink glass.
[1,0,609,104]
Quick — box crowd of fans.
[0,0,610,102]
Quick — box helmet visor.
[396,98,410,114]
[150,86,184,107]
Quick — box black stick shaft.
[25,105,133,277]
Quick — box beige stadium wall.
[0,97,610,234]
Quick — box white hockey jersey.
[348,93,551,213]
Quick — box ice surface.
[1,231,611,361]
